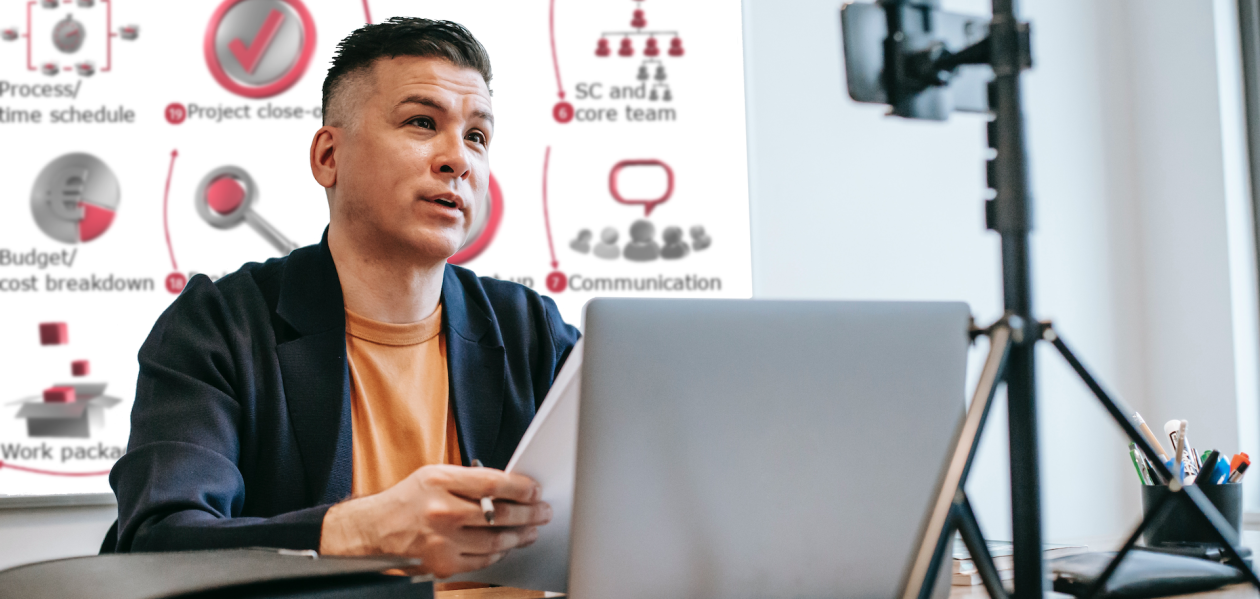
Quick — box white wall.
[0,504,115,570]
[3,0,1259,573]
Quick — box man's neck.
[327,225,446,324]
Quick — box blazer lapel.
[275,236,353,505]
[442,266,508,468]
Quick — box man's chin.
[396,231,466,264]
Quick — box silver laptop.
[569,299,970,599]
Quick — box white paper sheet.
[445,338,582,593]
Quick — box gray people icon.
[660,226,689,259]
[570,229,592,254]
[593,227,620,260]
[690,225,712,251]
[623,219,661,262]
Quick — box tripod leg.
[901,323,1013,599]
[1080,490,1179,599]
[1041,326,1175,485]
[956,493,1011,599]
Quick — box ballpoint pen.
[471,459,496,524]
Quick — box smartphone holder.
[838,1,1260,599]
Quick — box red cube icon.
[71,360,90,376]
[43,386,76,403]
[39,322,69,345]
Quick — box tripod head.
[841,0,1022,120]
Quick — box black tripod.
[864,1,1260,598]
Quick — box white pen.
[471,459,496,524]
[1181,420,1201,471]
[1164,420,1194,476]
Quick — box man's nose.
[432,132,471,181]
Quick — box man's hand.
[319,464,552,578]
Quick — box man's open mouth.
[432,198,457,208]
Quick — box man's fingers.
[466,500,552,528]
[454,551,508,573]
[454,526,540,556]
[423,464,541,503]
[429,553,509,579]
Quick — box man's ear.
[310,126,339,189]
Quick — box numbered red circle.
[553,101,574,124]
[165,102,187,124]
[546,271,567,293]
[165,272,188,294]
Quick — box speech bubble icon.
[609,159,674,216]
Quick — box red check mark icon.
[229,9,285,74]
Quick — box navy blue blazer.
[107,235,579,553]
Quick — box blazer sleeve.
[542,295,581,380]
[109,275,330,553]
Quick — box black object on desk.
[0,548,432,599]
[1051,549,1246,599]
[1141,483,1242,546]
[1142,543,1254,569]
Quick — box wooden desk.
[435,581,1260,599]
[435,586,556,599]
[434,531,1260,599]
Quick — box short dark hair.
[321,17,492,125]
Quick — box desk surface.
[437,531,1260,599]
[435,582,1260,599]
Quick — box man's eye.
[467,131,487,145]
[408,116,435,129]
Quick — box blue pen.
[1209,459,1229,484]
[1167,459,1186,482]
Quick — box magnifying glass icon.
[195,166,298,255]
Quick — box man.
[108,18,578,579]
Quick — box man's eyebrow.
[395,95,494,127]
[396,95,447,112]
[472,109,495,127]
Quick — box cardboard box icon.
[39,322,68,345]
[16,383,120,439]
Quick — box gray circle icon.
[52,15,85,53]
[214,0,304,85]
[30,153,120,244]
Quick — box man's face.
[332,56,493,261]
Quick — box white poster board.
[0,0,750,498]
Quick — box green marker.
[1129,443,1149,485]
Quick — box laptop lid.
[569,299,970,599]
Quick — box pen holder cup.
[1140,483,1242,546]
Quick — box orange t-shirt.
[346,304,462,497]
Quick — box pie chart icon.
[30,153,120,244]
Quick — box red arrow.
[542,146,558,269]
[163,150,180,272]
[0,460,111,477]
[549,0,564,99]
[361,0,373,24]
